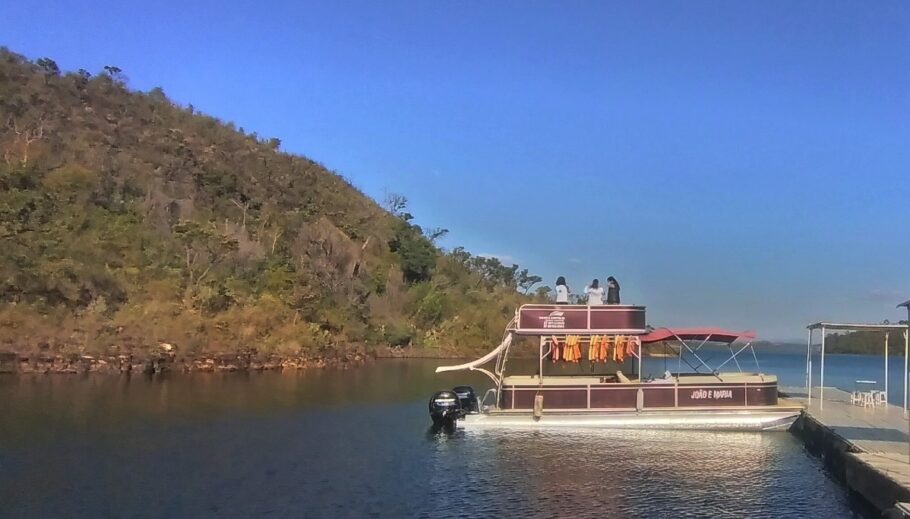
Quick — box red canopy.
[639,327,756,344]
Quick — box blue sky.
[3,1,908,339]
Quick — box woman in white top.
[554,276,569,304]
[585,279,605,305]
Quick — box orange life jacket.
[627,336,638,356]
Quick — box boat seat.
[616,370,632,383]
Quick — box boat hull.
[459,407,801,431]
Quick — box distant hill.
[825,328,909,356]
[753,341,806,354]
[0,49,545,360]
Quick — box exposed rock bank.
[0,348,369,375]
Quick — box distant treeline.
[825,327,909,356]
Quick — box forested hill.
[0,49,545,361]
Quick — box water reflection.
[0,358,876,518]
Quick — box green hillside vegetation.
[0,49,546,361]
[826,326,909,356]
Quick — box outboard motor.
[452,386,478,414]
[428,390,462,427]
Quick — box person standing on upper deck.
[607,276,621,304]
[554,276,570,304]
[585,279,605,305]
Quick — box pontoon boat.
[429,304,800,431]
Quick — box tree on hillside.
[517,269,542,294]
[388,220,436,283]
[469,256,519,289]
[172,220,238,308]
[535,285,553,302]
[36,58,59,82]
[3,115,47,166]
[424,226,448,244]
[383,192,410,220]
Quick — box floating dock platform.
[782,386,910,517]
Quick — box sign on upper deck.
[514,304,647,335]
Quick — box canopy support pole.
[806,328,813,403]
[904,329,909,412]
[713,341,754,372]
[677,338,682,378]
[885,332,891,403]
[820,326,826,410]
[750,343,761,376]
[906,331,910,465]
[636,339,642,378]
[676,334,717,375]
[539,336,544,380]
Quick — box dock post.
[820,326,826,410]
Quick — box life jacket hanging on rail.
[614,335,625,363]
[627,336,638,357]
[567,335,580,362]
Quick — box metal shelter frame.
[805,322,910,410]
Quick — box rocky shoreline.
[0,348,369,375]
[0,342,508,375]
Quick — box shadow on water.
[426,422,459,438]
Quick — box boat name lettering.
[690,389,734,400]
[539,310,565,329]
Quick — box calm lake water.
[0,351,887,518]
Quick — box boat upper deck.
[514,304,647,335]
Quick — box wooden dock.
[782,386,910,516]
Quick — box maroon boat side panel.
[516,304,646,332]
[501,382,779,410]
[590,387,638,409]
[642,385,676,407]
[746,385,777,406]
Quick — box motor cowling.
[428,390,462,426]
[452,386,478,413]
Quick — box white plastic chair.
[861,392,875,408]
[874,390,887,406]
[850,391,862,406]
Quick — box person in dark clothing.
[606,276,621,304]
